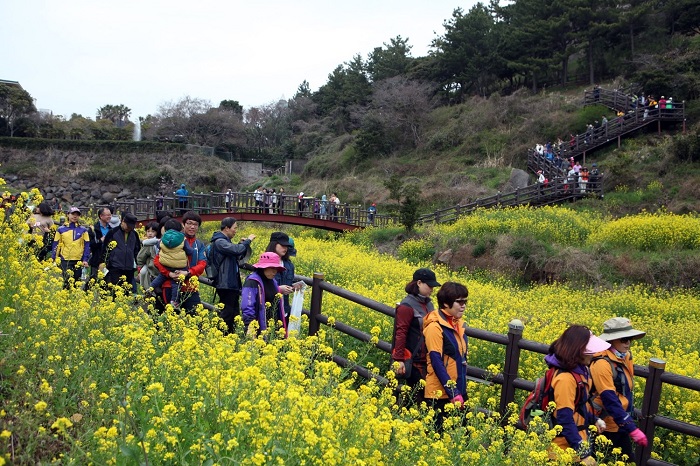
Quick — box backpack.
[204,240,220,281]
[589,355,628,417]
[520,367,586,430]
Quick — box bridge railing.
[96,192,395,228]
[272,272,699,466]
[583,88,686,120]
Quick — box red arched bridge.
[98,192,393,232]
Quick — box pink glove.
[630,428,648,447]
[450,394,464,406]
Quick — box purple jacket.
[241,271,287,336]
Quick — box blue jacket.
[209,231,252,291]
[175,187,188,202]
[241,271,287,335]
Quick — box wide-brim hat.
[584,332,611,355]
[599,317,646,342]
[252,252,285,271]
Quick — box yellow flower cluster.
[0,192,698,464]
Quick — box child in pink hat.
[241,252,288,337]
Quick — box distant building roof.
[0,79,23,89]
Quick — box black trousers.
[217,289,241,333]
[602,430,634,459]
[60,259,82,289]
[105,269,135,295]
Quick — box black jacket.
[102,227,141,271]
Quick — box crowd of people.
[391,267,647,464]
[23,201,300,335]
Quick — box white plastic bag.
[288,288,305,335]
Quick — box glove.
[595,418,607,433]
[450,394,464,406]
[630,428,648,447]
[580,456,597,466]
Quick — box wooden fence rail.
[236,272,700,466]
[416,174,604,225]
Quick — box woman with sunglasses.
[590,317,648,459]
[423,282,469,432]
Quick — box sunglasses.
[454,298,468,305]
[619,338,631,343]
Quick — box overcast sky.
[1,0,478,120]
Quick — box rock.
[91,189,102,198]
[503,168,530,191]
[117,189,132,198]
[437,249,453,265]
[70,182,82,190]
[101,192,116,203]
[61,192,73,203]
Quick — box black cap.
[270,231,292,247]
[413,268,441,287]
[122,212,138,226]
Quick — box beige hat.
[599,317,646,342]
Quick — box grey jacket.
[209,231,252,291]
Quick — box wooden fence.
[416,174,604,225]
[231,272,700,466]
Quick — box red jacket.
[154,235,206,291]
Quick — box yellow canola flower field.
[1,193,699,464]
[0,196,570,465]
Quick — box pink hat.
[584,332,611,355]
[252,252,285,271]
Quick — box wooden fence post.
[308,272,325,336]
[635,358,666,466]
[499,319,524,415]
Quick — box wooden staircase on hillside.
[417,175,604,225]
[528,87,686,180]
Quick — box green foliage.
[399,184,421,232]
[573,105,610,134]
[383,174,404,204]
[353,116,391,160]
[0,137,186,154]
[397,238,435,264]
[672,125,700,162]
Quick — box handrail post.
[499,319,524,416]
[308,272,325,336]
[635,358,666,466]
